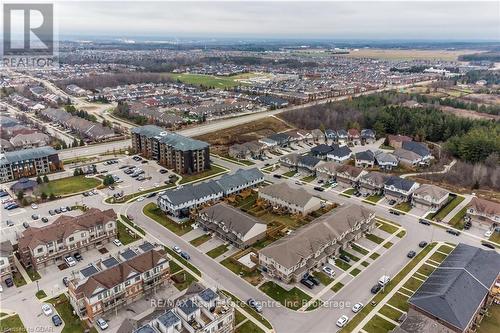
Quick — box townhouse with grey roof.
[258,182,322,215]
[358,171,389,196]
[411,184,449,213]
[259,204,375,283]
[466,197,500,231]
[384,176,420,203]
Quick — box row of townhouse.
[17,208,117,270]
[9,93,46,112]
[38,108,116,141]
[259,204,375,283]
[127,107,185,128]
[68,248,169,322]
[0,240,16,283]
[258,182,323,215]
[132,286,234,333]
[131,125,210,175]
[466,197,500,231]
[157,168,265,218]
[0,146,62,183]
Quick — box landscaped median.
[339,242,439,333]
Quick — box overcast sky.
[19,1,500,40]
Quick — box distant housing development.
[132,125,210,174]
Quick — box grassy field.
[379,305,405,322]
[36,175,101,196]
[282,170,297,177]
[179,164,228,184]
[190,234,212,247]
[206,244,229,258]
[448,207,468,229]
[344,48,477,61]
[48,294,97,333]
[362,314,396,333]
[235,320,264,333]
[312,271,333,286]
[351,243,369,256]
[0,314,26,332]
[220,257,263,286]
[120,215,145,235]
[143,203,193,236]
[259,281,311,310]
[431,195,465,221]
[377,221,399,235]
[335,259,352,271]
[169,73,250,89]
[35,290,47,299]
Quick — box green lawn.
[396,230,406,238]
[25,267,41,281]
[259,281,311,310]
[221,290,273,329]
[394,201,412,212]
[379,305,405,322]
[361,261,370,267]
[164,247,201,276]
[431,195,465,221]
[341,188,356,197]
[117,220,141,245]
[366,233,385,244]
[206,244,229,259]
[312,271,333,286]
[219,155,255,166]
[169,73,248,89]
[351,244,369,255]
[362,314,396,333]
[12,271,26,287]
[331,282,344,293]
[305,300,324,311]
[364,195,383,204]
[387,292,410,312]
[449,207,467,229]
[172,270,198,291]
[220,257,263,286]
[282,170,297,177]
[169,260,183,274]
[429,252,447,263]
[37,175,101,196]
[351,268,361,276]
[437,244,455,254]
[403,277,424,292]
[383,241,393,249]
[370,252,381,260]
[35,290,47,299]
[143,203,193,236]
[190,234,212,247]
[335,259,352,271]
[478,305,500,333]
[300,175,316,183]
[340,249,360,262]
[235,320,264,333]
[48,294,97,333]
[120,215,145,235]
[417,264,436,277]
[235,310,246,325]
[179,165,228,184]
[489,232,500,245]
[0,314,26,332]
[377,221,399,235]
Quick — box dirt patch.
[438,105,500,121]
[195,116,293,155]
[461,93,500,106]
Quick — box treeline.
[458,70,500,85]
[279,92,499,163]
[413,94,500,116]
[458,51,500,62]
[113,101,148,125]
[64,105,97,122]
[55,72,173,91]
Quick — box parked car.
[307,275,320,286]
[41,217,49,223]
[389,209,400,216]
[55,208,61,214]
[419,219,431,226]
[74,252,83,261]
[113,239,123,247]
[314,186,324,192]
[481,242,495,249]
[446,229,460,236]
[42,304,53,316]
[407,250,416,258]
[96,318,109,330]
[388,199,396,205]
[173,246,182,254]
[273,174,282,179]
[60,206,67,212]
[145,192,156,198]
[181,251,191,260]
[322,266,335,277]
[52,315,62,326]
[22,222,30,229]
[64,256,76,267]
[31,203,38,209]
[419,241,428,248]
[300,278,314,289]
[336,315,349,328]
[352,303,363,313]
[5,220,14,227]
[5,277,13,287]
[62,277,69,287]
[31,214,39,220]
[159,169,168,174]
[371,284,381,294]
[246,299,263,313]
[339,254,351,263]
[136,196,145,202]
[484,230,493,237]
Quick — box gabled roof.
[355,150,375,162]
[384,176,417,192]
[467,197,500,216]
[402,141,430,157]
[298,155,321,168]
[311,144,333,155]
[394,148,421,162]
[259,182,315,208]
[360,172,388,186]
[413,184,448,201]
[199,203,266,237]
[409,244,500,331]
[329,145,352,158]
[361,129,375,138]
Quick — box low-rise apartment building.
[0,240,16,282]
[68,249,169,322]
[258,182,322,215]
[411,184,449,212]
[197,203,267,249]
[18,208,117,270]
[259,204,375,283]
[131,125,210,174]
[0,146,62,183]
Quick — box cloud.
[55,1,500,40]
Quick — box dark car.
[273,174,282,179]
[41,217,49,223]
[446,229,460,236]
[66,206,72,211]
[371,284,381,294]
[419,219,431,226]
[55,208,61,214]
[49,210,56,215]
[389,209,400,216]
[481,242,495,249]
[354,192,362,197]
[22,222,30,229]
[314,186,324,192]
[31,214,39,220]
[180,251,190,260]
[307,275,320,286]
[159,169,168,174]
[388,199,396,205]
[62,277,69,287]
[407,251,416,258]
[74,252,83,261]
[145,192,157,198]
[419,241,428,248]
[5,277,13,287]
[300,278,314,289]
[339,254,351,263]
[52,315,62,326]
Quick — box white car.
[96,318,108,330]
[0,285,3,293]
[113,239,123,247]
[64,256,76,267]
[484,230,493,237]
[172,245,182,254]
[42,304,53,316]
[136,196,145,202]
[352,303,363,313]
[336,315,349,328]
[31,203,38,209]
[322,266,335,277]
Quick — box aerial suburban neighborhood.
[0,2,499,333]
